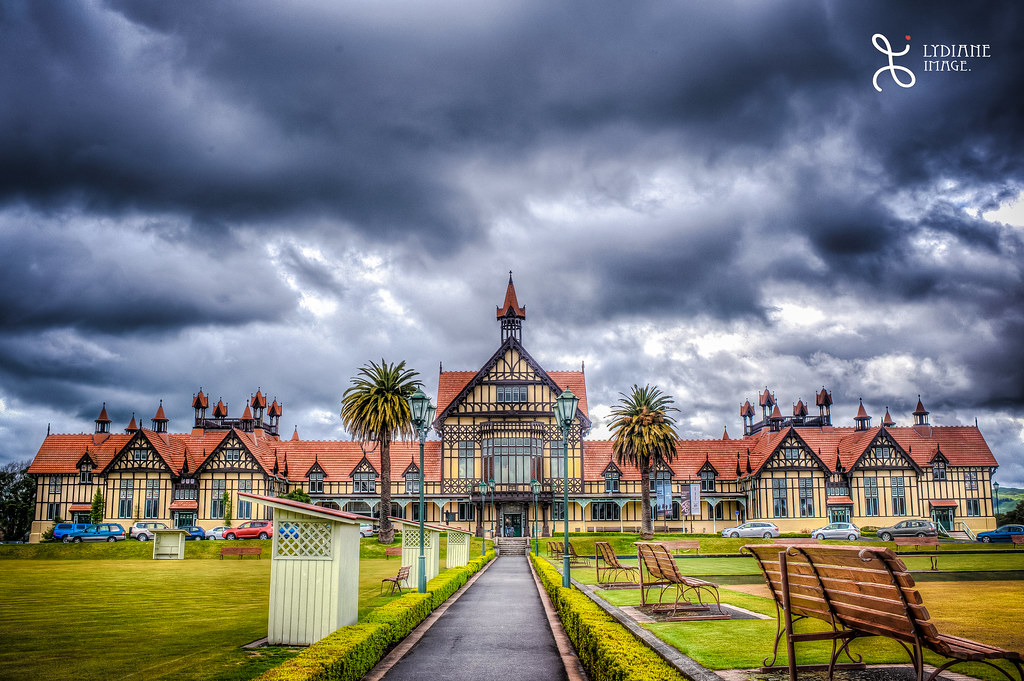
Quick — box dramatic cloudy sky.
[2,1,1023,487]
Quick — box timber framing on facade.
[26,276,1000,542]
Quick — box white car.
[359,523,377,538]
[129,521,168,541]
[205,525,230,540]
[721,521,780,538]
[811,522,861,541]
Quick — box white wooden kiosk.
[240,493,366,646]
[387,517,471,586]
[152,529,186,560]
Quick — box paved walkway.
[373,555,572,681]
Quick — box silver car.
[811,522,861,541]
[205,525,230,540]
[721,521,780,538]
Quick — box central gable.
[436,337,589,429]
[760,432,828,473]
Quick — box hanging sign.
[678,483,701,516]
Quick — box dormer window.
[80,462,93,484]
[309,471,324,494]
[497,385,528,403]
[932,461,946,481]
[700,469,716,492]
[604,470,620,493]
[406,471,420,494]
[353,472,376,494]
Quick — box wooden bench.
[220,546,262,560]
[595,541,638,586]
[772,537,820,545]
[547,541,564,560]
[658,539,700,555]
[384,546,402,559]
[636,543,722,619]
[894,536,941,570]
[381,565,410,595]
[743,544,1023,681]
[1011,535,1024,549]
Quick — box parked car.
[180,525,206,540]
[63,523,126,543]
[976,524,1024,543]
[223,520,273,540]
[721,521,780,538]
[205,526,230,540]
[875,519,937,542]
[811,522,861,541]
[129,521,169,541]
[52,523,90,541]
[359,523,377,538]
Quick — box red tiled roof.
[856,401,869,419]
[929,499,958,508]
[437,371,477,414]
[548,371,588,419]
[153,404,168,422]
[252,391,267,409]
[826,496,854,505]
[96,405,111,423]
[169,499,198,510]
[193,391,209,410]
[69,503,92,511]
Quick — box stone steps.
[494,536,530,556]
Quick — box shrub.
[40,516,63,542]
[531,555,686,681]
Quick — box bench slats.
[758,560,918,588]
[761,569,924,605]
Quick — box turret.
[496,271,526,344]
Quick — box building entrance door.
[933,508,954,532]
[503,513,523,537]
[828,507,850,523]
[174,512,196,528]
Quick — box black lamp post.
[994,481,1000,516]
[477,480,489,556]
[530,478,541,556]
[407,388,436,594]
[554,388,579,588]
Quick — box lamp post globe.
[553,388,579,588]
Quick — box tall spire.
[496,271,526,344]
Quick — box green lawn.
[0,536,484,681]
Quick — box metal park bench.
[547,541,564,560]
[381,565,411,595]
[566,542,591,567]
[635,542,722,619]
[594,541,638,586]
[743,543,1023,681]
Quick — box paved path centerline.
[371,555,576,681]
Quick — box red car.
[223,520,272,540]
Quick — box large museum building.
[26,276,1000,542]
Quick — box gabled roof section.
[351,455,379,477]
[434,335,590,429]
[496,271,526,319]
[698,455,718,475]
[929,447,948,464]
[305,459,325,478]
[601,460,621,476]
[76,450,98,467]
[402,460,420,476]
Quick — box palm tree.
[609,384,680,540]
[340,359,422,544]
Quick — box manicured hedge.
[257,552,494,681]
[531,555,687,681]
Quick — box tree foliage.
[0,460,35,542]
[280,488,312,504]
[340,359,422,544]
[609,385,679,540]
[1000,499,1024,525]
[222,491,232,527]
[90,489,105,524]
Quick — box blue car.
[53,523,90,541]
[180,525,206,540]
[63,523,126,543]
[976,524,1024,543]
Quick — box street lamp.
[488,477,496,540]
[530,478,541,556]
[554,387,579,588]
[477,480,490,556]
[994,481,1000,516]
[407,388,436,594]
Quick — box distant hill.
[995,486,1024,514]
